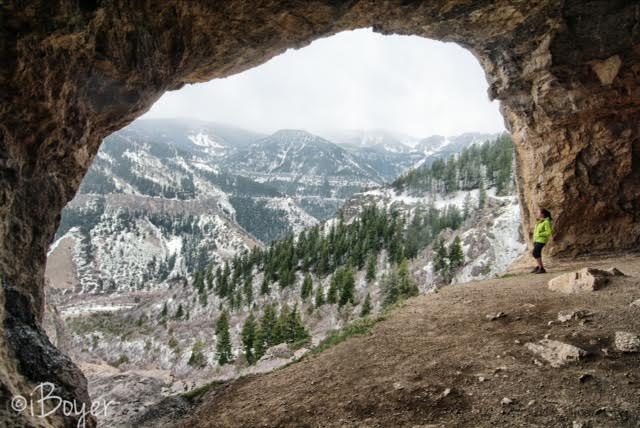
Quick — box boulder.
[525,339,586,368]
[548,268,625,294]
[263,343,293,360]
[614,332,640,353]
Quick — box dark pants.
[532,242,545,258]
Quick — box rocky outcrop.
[548,267,625,293]
[614,331,640,353]
[1,1,639,425]
[525,339,587,368]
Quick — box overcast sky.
[143,28,505,138]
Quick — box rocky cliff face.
[1,1,639,426]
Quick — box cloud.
[143,28,505,137]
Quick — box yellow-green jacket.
[533,217,553,244]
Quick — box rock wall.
[0,1,638,425]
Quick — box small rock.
[442,388,451,397]
[558,309,592,323]
[630,299,640,308]
[525,339,587,367]
[579,374,593,383]
[514,339,521,345]
[501,397,513,406]
[486,311,507,321]
[478,376,486,382]
[527,400,536,407]
[393,382,404,390]
[614,331,640,353]
[548,267,624,294]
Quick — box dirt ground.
[168,254,640,427]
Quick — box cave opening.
[2,2,639,427]
[44,29,517,424]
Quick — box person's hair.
[540,208,552,220]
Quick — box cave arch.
[1,1,639,426]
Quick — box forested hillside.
[393,133,513,196]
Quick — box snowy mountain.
[323,129,417,153]
[229,129,385,183]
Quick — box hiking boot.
[530,267,540,273]
[535,268,546,274]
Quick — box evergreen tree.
[338,265,356,307]
[174,303,184,320]
[285,304,309,344]
[433,238,449,274]
[255,304,277,359]
[160,302,168,319]
[301,274,313,301]
[478,179,487,209]
[260,276,270,295]
[243,276,253,306]
[199,289,208,307]
[241,313,257,364]
[397,259,419,298]
[360,293,372,317]
[463,192,472,219]
[365,254,377,283]
[327,275,338,304]
[314,285,325,308]
[215,311,232,365]
[448,236,464,270]
[187,340,206,367]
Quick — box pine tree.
[397,259,419,298]
[160,302,168,319]
[243,276,253,306]
[187,340,206,367]
[433,238,449,274]
[478,179,487,209]
[339,265,356,307]
[314,285,325,308]
[366,254,377,283]
[301,274,313,301]
[360,293,372,317]
[382,269,400,308]
[463,192,472,219]
[255,304,277,359]
[327,275,338,304]
[199,289,208,307]
[241,313,257,364]
[260,276,270,295]
[448,236,464,270]
[286,304,309,344]
[215,311,232,365]
[174,303,184,319]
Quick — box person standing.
[531,208,553,273]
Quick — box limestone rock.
[548,268,624,294]
[614,332,640,353]
[557,309,591,323]
[525,339,586,367]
